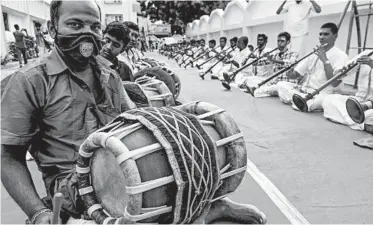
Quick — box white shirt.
[295,46,349,93]
[253,47,275,77]
[281,0,314,37]
[233,47,251,67]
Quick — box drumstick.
[52,192,63,225]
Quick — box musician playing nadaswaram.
[199,39,217,78]
[322,51,373,132]
[235,34,274,89]
[1,0,136,224]
[248,32,299,97]
[100,21,134,82]
[193,39,208,67]
[210,37,230,79]
[218,36,251,84]
[277,22,349,112]
[183,39,199,67]
[215,37,239,80]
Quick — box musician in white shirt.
[217,36,251,83]
[215,37,239,80]
[322,51,373,131]
[193,39,208,67]
[236,34,274,89]
[211,37,230,79]
[199,40,217,77]
[277,23,349,112]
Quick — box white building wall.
[187,0,372,59]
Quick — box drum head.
[91,148,129,217]
[346,97,365,124]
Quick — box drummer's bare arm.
[1,145,52,223]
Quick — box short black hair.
[257,34,268,42]
[200,39,205,43]
[220,37,227,42]
[240,36,249,46]
[103,21,130,47]
[50,0,101,27]
[209,40,216,45]
[14,24,19,30]
[230,37,238,43]
[278,31,291,41]
[321,22,339,34]
[123,21,139,32]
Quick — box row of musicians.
[173,22,373,134]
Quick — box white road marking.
[246,159,310,224]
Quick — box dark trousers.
[17,47,27,65]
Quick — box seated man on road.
[247,32,299,97]
[182,39,199,66]
[322,50,373,131]
[276,22,349,112]
[215,37,239,80]
[100,21,134,81]
[234,34,274,89]
[1,1,136,224]
[192,39,208,67]
[210,37,230,79]
[199,39,217,78]
[217,36,251,84]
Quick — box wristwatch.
[324,60,330,65]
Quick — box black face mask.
[55,32,103,70]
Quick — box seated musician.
[211,37,230,79]
[276,22,349,111]
[199,39,217,77]
[193,39,208,67]
[119,21,141,74]
[251,34,274,78]
[100,21,134,81]
[248,32,299,97]
[1,0,137,224]
[235,34,274,88]
[322,51,373,131]
[215,37,239,79]
[182,40,198,66]
[217,36,251,83]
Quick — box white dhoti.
[290,34,308,58]
[322,94,373,130]
[211,62,224,78]
[254,84,279,98]
[276,81,329,112]
[217,64,234,80]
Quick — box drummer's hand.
[357,55,373,68]
[34,211,55,224]
[315,45,328,63]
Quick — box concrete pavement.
[2,52,373,224]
